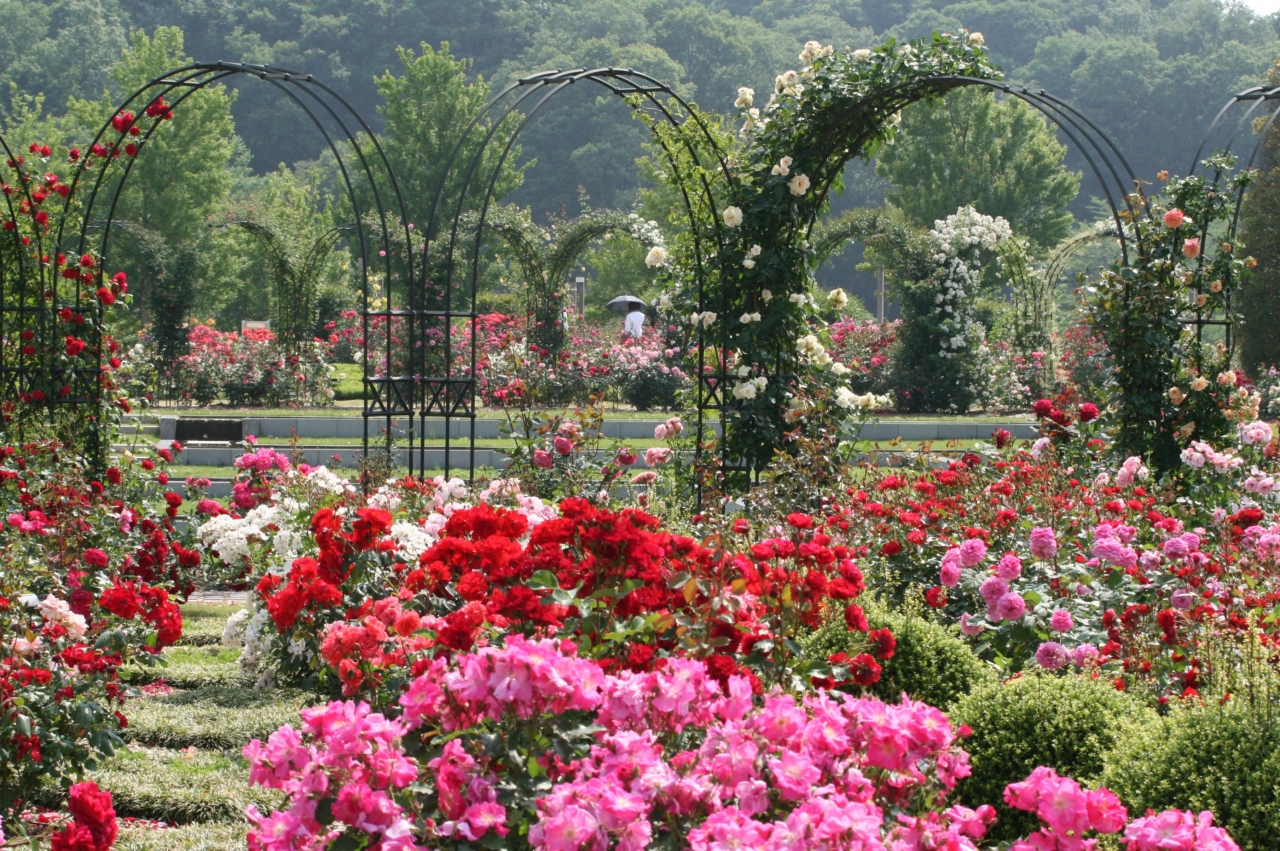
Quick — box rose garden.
[2,15,1280,851]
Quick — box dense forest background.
[2,0,1277,322]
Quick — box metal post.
[574,275,586,315]
[876,265,885,322]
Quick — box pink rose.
[533,449,553,469]
[553,436,573,455]
[1182,237,1201,259]
[1162,208,1185,228]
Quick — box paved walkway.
[187,590,252,605]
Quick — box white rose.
[853,48,873,62]
[702,311,717,327]
[828,287,849,308]
[644,246,668,267]
[761,289,772,302]
[722,206,743,228]
[788,174,811,196]
[968,32,985,45]
[734,87,754,108]
[743,258,756,268]
[750,244,762,256]
[832,362,851,375]
[659,294,672,309]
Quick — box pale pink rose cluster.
[1181,440,1242,473]
[1115,455,1149,487]
[1237,419,1273,446]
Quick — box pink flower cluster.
[246,639,1245,851]
[244,701,420,851]
[400,635,605,730]
[1004,766,1238,851]
[531,687,983,851]
[234,448,293,473]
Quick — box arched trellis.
[406,67,733,482]
[0,61,412,472]
[1182,84,1280,354]
[410,46,1151,490]
[695,57,1148,482]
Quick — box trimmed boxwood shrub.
[1102,700,1280,851]
[802,601,994,709]
[951,671,1151,842]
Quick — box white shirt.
[624,309,645,338]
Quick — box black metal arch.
[39,61,412,471]
[804,76,1146,266]
[1183,85,1280,353]
[392,66,734,483]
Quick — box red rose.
[100,582,141,620]
[456,570,490,602]
[1079,402,1099,422]
[924,586,947,608]
[849,653,881,686]
[64,336,86,357]
[1032,398,1053,418]
[880,540,903,556]
[83,548,109,568]
[868,627,896,660]
[844,602,869,633]
[786,512,814,530]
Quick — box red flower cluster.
[50,781,117,851]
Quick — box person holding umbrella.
[607,295,648,340]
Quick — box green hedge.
[124,687,308,750]
[951,671,1151,842]
[32,746,284,824]
[1102,700,1280,851]
[801,601,994,709]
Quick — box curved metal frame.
[0,61,411,471]
[1184,84,1280,353]
[411,67,732,483]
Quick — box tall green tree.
[876,87,1081,250]
[64,27,241,332]
[369,42,528,238]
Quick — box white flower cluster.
[928,207,1012,359]
[690,311,717,328]
[739,312,762,324]
[222,608,250,648]
[197,504,285,566]
[390,522,435,563]
[797,334,832,366]
[835,387,891,410]
[800,40,834,64]
[733,375,768,400]
[743,243,762,268]
[775,69,803,98]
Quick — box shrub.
[1102,699,1280,851]
[802,601,995,709]
[622,361,683,411]
[951,671,1151,842]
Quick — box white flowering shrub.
[891,206,1013,412]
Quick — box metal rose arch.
[677,33,1152,490]
[0,60,414,474]
[413,66,734,482]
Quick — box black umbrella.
[606,295,648,313]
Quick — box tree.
[876,86,1081,250]
[64,27,241,334]
[369,42,528,239]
